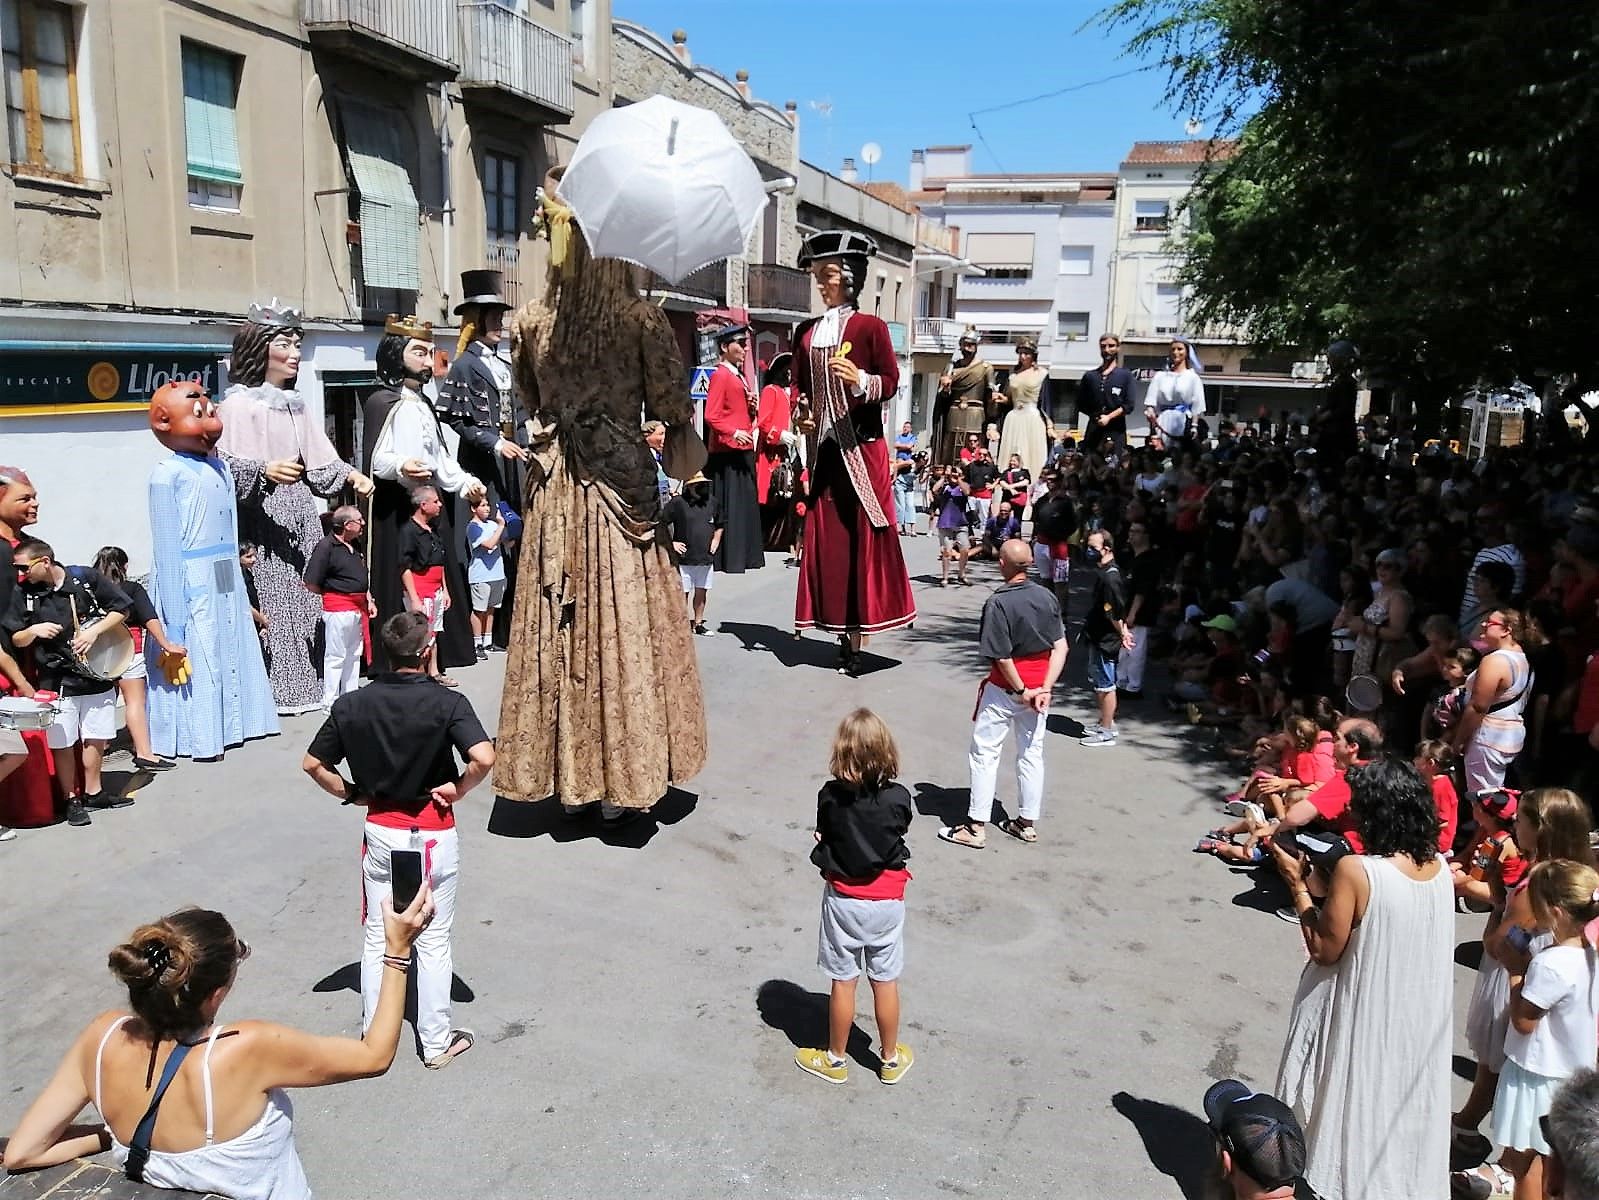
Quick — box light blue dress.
[146,452,279,758]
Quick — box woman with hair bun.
[2,889,433,1196]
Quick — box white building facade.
[908,146,1116,425]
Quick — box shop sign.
[0,349,225,415]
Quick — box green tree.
[1098,0,1599,419]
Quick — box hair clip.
[142,942,171,976]
[1591,888,1599,905]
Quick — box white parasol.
[557,95,768,285]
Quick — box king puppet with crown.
[361,315,485,673]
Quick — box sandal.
[1451,1163,1514,1200]
[423,1028,475,1070]
[937,823,986,850]
[1194,836,1229,855]
[435,675,460,688]
[998,818,1038,844]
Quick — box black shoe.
[487,644,506,653]
[475,647,489,661]
[131,756,176,772]
[64,800,92,827]
[83,791,135,811]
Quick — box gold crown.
[384,313,434,341]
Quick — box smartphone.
[391,849,424,911]
[1505,924,1534,955]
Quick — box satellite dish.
[860,142,882,166]
[1184,117,1204,136]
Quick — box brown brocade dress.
[495,288,707,809]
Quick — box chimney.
[783,99,798,127]
[909,149,925,191]
[734,69,750,100]
[670,28,690,66]
[841,157,857,183]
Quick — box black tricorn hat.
[797,229,878,268]
[453,269,511,316]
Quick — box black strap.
[124,1042,194,1183]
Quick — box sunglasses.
[236,938,251,964]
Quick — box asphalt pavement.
[1,533,1482,1198]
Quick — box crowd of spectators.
[1017,408,1599,1199]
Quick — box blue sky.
[611,0,1201,183]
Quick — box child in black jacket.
[796,708,914,1086]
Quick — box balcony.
[458,2,575,120]
[912,317,964,354]
[746,263,811,316]
[485,240,522,309]
[638,261,730,308]
[303,0,458,79]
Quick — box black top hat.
[453,269,511,316]
[797,229,878,268]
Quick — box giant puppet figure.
[437,269,529,648]
[931,328,995,465]
[362,315,485,673]
[496,181,706,818]
[145,381,279,758]
[792,229,916,674]
[217,301,374,713]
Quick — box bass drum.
[79,622,135,683]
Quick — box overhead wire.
[967,63,1163,172]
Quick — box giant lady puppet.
[496,181,706,817]
[217,302,374,713]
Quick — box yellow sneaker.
[794,1047,848,1085]
[879,1043,915,1085]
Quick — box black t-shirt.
[979,580,1065,661]
[119,579,159,629]
[304,535,370,595]
[1031,493,1078,543]
[1085,562,1130,651]
[307,672,490,804]
[0,567,131,695]
[1079,365,1134,436]
[397,518,446,573]
[662,494,723,566]
[964,459,999,495]
[810,779,912,880]
[1124,548,1165,628]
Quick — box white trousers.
[1116,626,1150,692]
[321,610,364,706]
[361,822,459,1059]
[967,682,1047,823]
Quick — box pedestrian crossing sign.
[689,366,714,400]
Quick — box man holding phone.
[303,610,495,1070]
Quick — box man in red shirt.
[702,324,765,574]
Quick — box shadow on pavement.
[912,781,969,825]
[484,787,698,848]
[312,962,476,1005]
[1455,939,1484,971]
[1230,867,1289,915]
[755,978,879,1071]
[1111,1091,1217,1200]
[714,622,838,671]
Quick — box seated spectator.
[1252,718,1382,883]
[1,888,433,1191]
[1169,614,1247,712]
[1449,785,1525,911]
[1200,714,1331,864]
[1545,1067,1599,1200]
[1201,1079,1311,1200]
[978,501,1021,560]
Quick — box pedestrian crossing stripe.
[689,366,714,400]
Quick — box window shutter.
[182,43,242,185]
[341,101,421,291]
[964,232,1035,270]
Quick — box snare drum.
[0,695,61,731]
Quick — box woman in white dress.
[996,339,1049,484]
[1144,338,1205,448]
[1269,756,1454,1200]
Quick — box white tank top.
[95,1017,311,1199]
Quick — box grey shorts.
[817,887,905,982]
[470,578,506,612]
[937,526,970,551]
